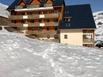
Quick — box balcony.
[15,5,53,11]
[83,39,94,44]
[26,30,57,37]
[10,13,59,20]
[83,33,94,44]
[16,4,53,9]
[27,5,39,8]
[45,13,59,18]
[10,15,23,20]
[10,15,38,20]
[29,13,59,19]
[13,23,39,27]
[12,22,58,27]
[15,5,39,9]
[45,22,58,26]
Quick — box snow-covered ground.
[0,28,103,77]
[0,3,9,18]
[93,11,103,41]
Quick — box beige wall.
[60,29,83,46]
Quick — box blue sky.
[0,0,103,12]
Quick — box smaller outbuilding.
[60,4,96,47]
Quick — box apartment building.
[7,0,96,47]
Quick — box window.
[47,27,49,31]
[83,34,93,39]
[39,19,42,23]
[65,11,69,14]
[21,12,25,15]
[64,35,68,39]
[38,27,43,31]
[47,19,49,22]
[66,23,70,27]
[64,18,70,22]
[55,27,57,31]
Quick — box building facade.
[7,0,96,47]
[60,5,96,47]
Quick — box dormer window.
[64,17,71,22]
[64,18,70,22]
[65,11,69,14]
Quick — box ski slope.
[0,28,103,77]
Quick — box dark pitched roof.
[7,0,65,10]
[23,0,32,4]
[7,0,20,10]
[7,0,33,10]
[53,0,65,6]
[60,4,96,29]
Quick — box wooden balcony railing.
[26,30,57,37]
[12,23,39,27]
[10,13,59,20]
[45,22,58,26]
[83,33,94,44]
[10,15,23,20]
[83,39,94,44]
[15,4,54,11]
[45,13,59,18]
[27,5,39,8]
[16,4,53,9]
[11,22,58,27]
[15,5,40,9]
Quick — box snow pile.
[0,29,103,77]
[0,3,9,18]
[93,11,103,41]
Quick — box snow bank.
[0,29,103,77]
